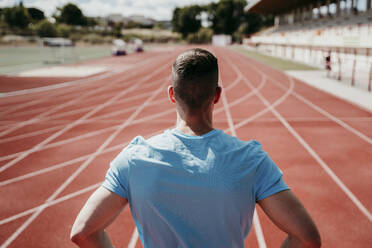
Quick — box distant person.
[70,48,321,248]
[325,51,332,76]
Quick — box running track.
[0,46,371,247]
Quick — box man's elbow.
[70,230,85,245]
[302,230,321,248]
[70,223,88,245]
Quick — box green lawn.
[232,46,318,71]
[0,46,112,74]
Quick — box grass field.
[232,46,318,71]
[0,46,112,75]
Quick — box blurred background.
[0,0,371,94]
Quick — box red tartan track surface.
[0,46,371,247]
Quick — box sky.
[0,0,219,20]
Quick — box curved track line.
[0,79,169,162]
[0,54,171,138]
[1,79,169,247]
[0,98,170,163]
[218,49,290,248]
[229,49,372,223]
[0,182,102,226]
[0,74,265,169]
[2,73,165,121]
[0,97,166,144]
[0,63,171,174]
[0,130,167,224]
[0,52,163,100]
[233,49,372,144]
[220,80,267,248]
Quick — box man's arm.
[70,186,128,248]
[257,190,321,248]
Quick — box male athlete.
[71,48,321,248]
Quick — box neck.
[175,106,214,136]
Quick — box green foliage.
[172,5,202,38]
[55,3,87,26]
[35,19,58,37]
[208,0,247,35]
[86,17,97,27]
[171,0,270,42]
[113,23,122,37]
[186,28,213,44]
[27,7,45,23]
[3,4,30,29]
[56,24,71,38]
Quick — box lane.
[2,46,372,247]
[230,49,372,213]
[0,49,180,247]
[214,48,268,248]
[0,71,175,232]
[0,55,174,175]
[0,50,165,115]
[1,60,175,247]
[225,47,372,246]
[0,53,171,139]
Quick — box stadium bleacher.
[245,0,372,92]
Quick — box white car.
[112,39,127,56]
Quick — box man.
[71,48,321,248]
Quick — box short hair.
[172,48,219,109]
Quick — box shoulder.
[111,136,149,168]
[219,133,265,157]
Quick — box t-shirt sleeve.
[102,148,131,199]
[254,150,289,202]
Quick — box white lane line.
[0,74,114,118]
[128,228,139,248]
[1,64,238,131]
[1,78,169,247]
[0,52,165,99]
[228,51,372,223]
[0,125,63,144]
[0,70,119,98]
[0,54,169,138]
[0,131,166,225]
[218,60,267,247]
[0,109,176,185]
[231,76,293,131]
[0,63,171,174]
[234,50,372,145]
[1,76,247,162]
[253,211,267,248]
[0,95,170,163]
[3,116,372,128]
[3,74,163,121]
[0,73,133,138]
[1,86,262,149]
[0,182,102,226]
[289,86,372,144]
[0,76,266,185]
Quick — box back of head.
[172,48,219,109]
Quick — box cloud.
[2,0,218,20]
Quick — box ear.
[168,85,176,103]
[214,86,222,104]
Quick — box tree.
[28,7,45,23]
[35,19,58,37]
[55,3,87,26]
[3,4,30,28]
[172,5,202,38]
[208,0,247,35]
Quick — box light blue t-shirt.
[103,129,289,248]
